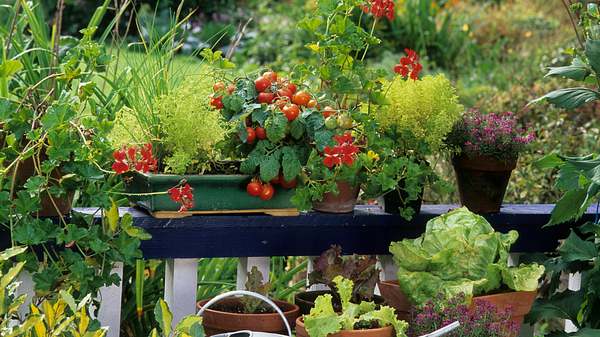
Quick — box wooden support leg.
[565,272,581,333]
[16,270,35,319]
[165,258,198,329]
[98,263,123,337]
[376,255,397,296]
[306,256,328,291]
[237,257,270,290]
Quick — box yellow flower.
[367,150,380,161]
[462,23,469,32]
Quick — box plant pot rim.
[452,154,517,171]
[296,317,394,335]
[197,298,300,318]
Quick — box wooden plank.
[151,208,299,218]
[97,263,123,337]
[236,257,270,290]
[73,204,594,259]
[164,259,198,329]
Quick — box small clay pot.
[473,291,537,337]
[296,317,394,337]
[452,155,517,214]
[197,298,299,336]
[376,281,412,321]
[294,290,387,315]
[312,181,360,213]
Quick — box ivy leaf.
[545,57,591,81]
[558,231,598,262]
[260,154,281,182]
[282,147,302,181]
[585,39,600,75]
[265,113,288,143]
[530,87,600,109]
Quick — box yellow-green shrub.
[374,74,463,152]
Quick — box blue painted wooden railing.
[72,204,596,337]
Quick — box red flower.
[394,48,422,80]
[322,133,359,168]
[362,0,395,21]
[168,183,194,212]
[112,143,158,175]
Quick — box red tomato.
[213,82,225,92]
[274,98,288,109]
[286,83,297,94]
[227,84,236,94]
[255,127,267,140]
[277,88,293,100]
[210,95,223,109]
[322,106,337,118]
[282,104,300,121]
[257,92,275,104]
[246,181,263,197]
[260,183,275,200]
[281,178,297,189]
[262,71,278,83]
[246,127,256,144]
[270,174,281,185]
[307,99,318,108]
[292,91,311,106]
[255,77,271,92]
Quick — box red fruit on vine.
[307,99,318,109]
[255,127,267,140]
[277,88,293,100]
[213,82,225,92]
[255,77,271,92]
[274,98,289,109]
[246,127,256,144]
[281,177,297,189]
[282,104,300,121]
[227,84,236,94]
[259,183,275,200]
[257,92,275,104]
[262,71,278,83]
[322,106,336,118]
[286,83,297,94]
[270,174,281,185]
[210,95,224,109]
[292,91,311,106]
[246,180,263,197]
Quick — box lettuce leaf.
[304,294,343,337]
[358,306,408,337]
[502,263,545,291]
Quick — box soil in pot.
[313,181,360,213]
[452,155,517,214]
[296,317,394,337]
[197,298,299,336]
[294,290,387,315]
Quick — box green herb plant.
[303,276,408,337]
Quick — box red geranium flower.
[168,183,194,212]
[394,48,422,80]
[322,133,359,168]
[112,143,158,175]
[362,0,395,21]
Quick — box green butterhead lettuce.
[304,277,408,337]
[390,207,545,306]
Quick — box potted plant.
[366,65,463,219]
[446,110,535,213]
[295,245,384,315]
[197,266,300,335]
[296,276,408,337]
[379,207,544,335]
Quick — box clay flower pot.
[294,290,387,315]
[378,280,536,337]
[197,298,299,336]
[312,181,360,213]
[296,317,394,337]
[452,154,517,214]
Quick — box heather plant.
[409,293,518,337]
[446,110,535,161]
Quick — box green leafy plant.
[389,207,545,306]
[149,298,204,337]
[303,276,408,337]
[308,245,380,304]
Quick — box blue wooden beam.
[75,204,597,259]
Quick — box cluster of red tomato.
[245,174,297,201]
[254,71,318,120]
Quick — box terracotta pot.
[14,156,74,217]
[312,181,360,213]
[378,280,536,337]
[296,317,394,337]
[294,290,387,315]
[473,291,537,337]
[452,155,517,214]
[376,281,412,321]
[197,298,299,336]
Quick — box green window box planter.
[123,172,297,217]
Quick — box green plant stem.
[361,19,378,62]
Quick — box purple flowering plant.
[409,293,518,337]
[447,109,535,161]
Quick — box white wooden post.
[565,272,582,333]
[306,256,328,291]
[236,257,270,289]
[164,258,198,328]
[98,262,124,337]
[16,271,35,319]
[376,255,397,296]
